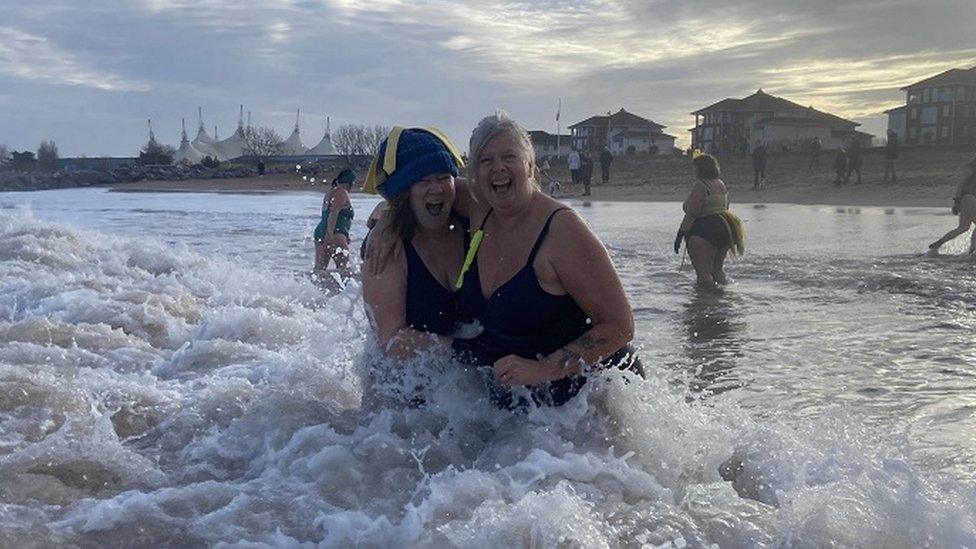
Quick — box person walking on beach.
[581,150,594,196]
[928,156,976,254]
[751,140,767,190]
[883,130,899,183]
[567,148,581,186]
[674,152,745,290]
[599,146,613,185]
[847,139,863,185]
[833,148,849,185]
[809,136,822,169]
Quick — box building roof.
[902,67,976,90]
[569,108,665,130]
[613,129,677,140]
[528,130,571,146]
[693,89,859,128]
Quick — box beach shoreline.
[99,174,952,208]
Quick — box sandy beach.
[103,146,973,208]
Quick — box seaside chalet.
[893,67,976,146]
[691,89,872,153]
[528,130,572,160]
[568,109,676,155]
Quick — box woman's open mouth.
[490,177,513,196]
[425,201,445,216]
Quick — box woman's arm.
[679,182,705,232]
[362,221,450,359]
[492,211,633,385]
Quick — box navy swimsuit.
[456,208,642,407]
[404,217,468,336]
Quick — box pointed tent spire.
[175,117,205,165]
[306,114,337,155]
[283,108,306,155]
[238,104,244,129]
[214,125,219,140]
[198,107,205,131]
[147,119,156,142]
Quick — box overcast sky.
[1,0,974,156]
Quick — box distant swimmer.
[929,156,976,254]
[674,152,745,290]
[313,168,356,281]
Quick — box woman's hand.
[673,230,685,254]
[493,355,560,387]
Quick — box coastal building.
[528,130,571,160]
[897,67,976,145]
[884,106,907,144]
[691,89,872,153]
[568,109,676,155]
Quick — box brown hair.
[694,153,721,180]
[366,192,416,275]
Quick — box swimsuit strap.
[526,208,570,266]
[478,208,494,231]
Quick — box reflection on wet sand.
[680,290,746,396]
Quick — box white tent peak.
[194,107,216,145]
[174,117,205,165]
[282,108,306,155]
[306,115,337,155]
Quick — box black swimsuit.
[404,218,468,336]
[687,184,732,249]
[456,208,643,408]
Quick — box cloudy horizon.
[1,0,974,157]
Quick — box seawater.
[0,188,974,547]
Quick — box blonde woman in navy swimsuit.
[452,112,643,408]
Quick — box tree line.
[1,124,392,171]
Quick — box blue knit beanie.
[375,129,459,199]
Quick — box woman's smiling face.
[408,172,456,230]
[475,131,535,211]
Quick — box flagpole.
[556,98,561,159]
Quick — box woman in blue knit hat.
[452,112,643,408]
[313,168,357,280]
[362,127,469,358]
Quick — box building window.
[941,126,949,138]
[922,107,937,124]
[908,91,922,104]
[924,88,931,103]
[911,108,918,120]
[943,105,951,117]
[910,128,917,139]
